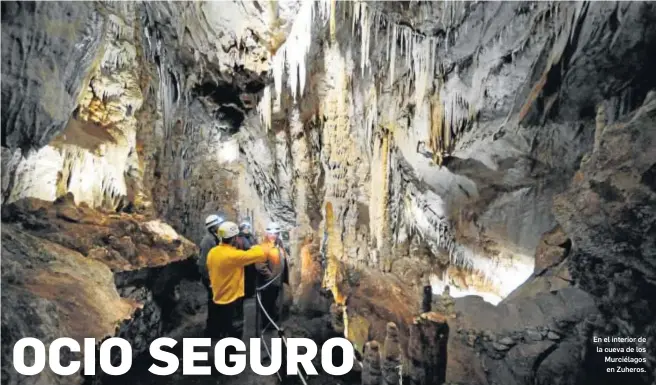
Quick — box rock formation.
[408,313,449,385]
[2,1,656,384]
[362,341,383,385]
[382,322,402,385]
[1,194,198,385]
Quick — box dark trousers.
[259,285,280,328]
[207,297,244,339]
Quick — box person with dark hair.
[198,214,224,337]
[206,221,273,339]
[235,221,258,298]
[239,221,258,246]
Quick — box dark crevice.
[215,104,245,133]
[168,70,178,103]
[530,343,559,380]
[192,81,243,108]
[640,163,656,193]
[559,238,572,259]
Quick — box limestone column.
[407,313,449,385]
[382,322,402,385]
[362,341,382,385]
[422,285,432,313]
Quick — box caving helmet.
[205,214,224,230]
[265,221,282,234]
[218,221,240,239]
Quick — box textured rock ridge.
[554,92,656,382]
[1,196,198,385]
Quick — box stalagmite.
[362,341,382,385]
[434,286,455,317]
[382,323,402,385]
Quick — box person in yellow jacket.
[206,221,272,339]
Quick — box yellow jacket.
[206,243,268,304]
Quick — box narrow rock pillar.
[382,322,402,385]
[362,341,382,385]
[407,313,449,385]
[422,285,432,313]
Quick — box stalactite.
[352,0,359,37]
[257,85,272,131]
[359,2,371,76]
[386,17,391,61]
[429,93,444,166]
[389,24,397,88]
[271,0,332,104]
[329,0,337,43]
[373,10,380,50]
[365,83,378,153]
[272,52,284,110]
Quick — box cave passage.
[2,1,656,385]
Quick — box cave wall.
[0,1,303,243]
[237,1,656,302]
[0,196,199,385]
[2,2,655,383]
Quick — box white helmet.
[218,221,239,239]
[205,214,223,229]
[265,221,282,234]
[239,221,252,230]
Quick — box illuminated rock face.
[2,2,656,384]
[1,196,198,385]
[7,1,653,302]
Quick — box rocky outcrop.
[1,2,104,151]
[1,225,135,385]
[504,225,572,302]
[235,1,656,309]
[445,287,600,385]
[553,91,656,382]
[1,195,198,385]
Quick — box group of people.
[197,215,289,340]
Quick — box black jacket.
[235,233,257,298]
